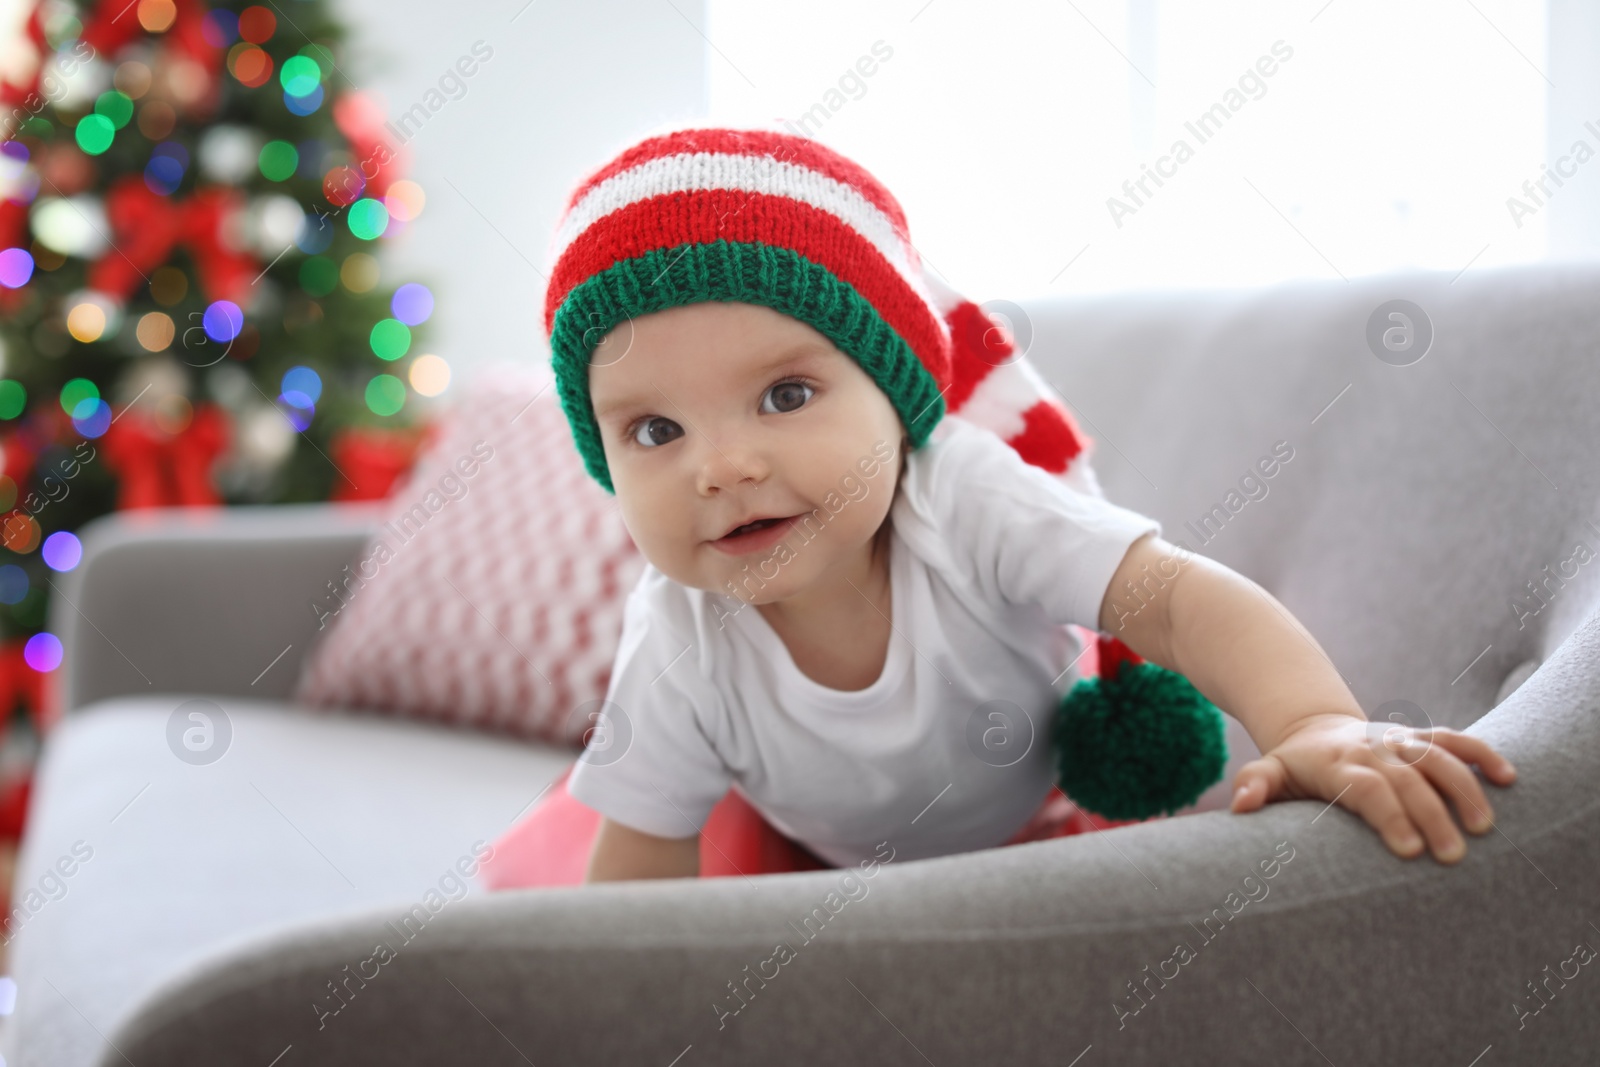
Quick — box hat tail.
[921,269,1100,497]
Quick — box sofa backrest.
[1018,260,1600,731]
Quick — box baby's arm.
[585,816,701,883]
[1101,533,1516,864]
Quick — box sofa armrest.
[51,503,383,713]
[97,606,1600,1065]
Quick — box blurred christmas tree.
[0,0,443,861]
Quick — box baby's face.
[588,301,907,604]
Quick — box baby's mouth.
[710,513,804,552]
[728,517,784,537]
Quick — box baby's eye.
[630,416,684,448]
[761,378,815,415]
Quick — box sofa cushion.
[1,695,573,1067]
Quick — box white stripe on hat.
[549,150,939,316]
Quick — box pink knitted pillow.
[292,363,646,744]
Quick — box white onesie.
[565,415,1163,867]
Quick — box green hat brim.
[549,240,947,495]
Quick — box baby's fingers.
[1385,760,1468,863]
[1412,736,1500,835]
[1425,728,1518,786]
[1337,767,1427,860]
[1231,756,1287,813]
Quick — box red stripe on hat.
[944,300,1014,412]
[1004,399,1089,474]
[559,128,912,246]
[546,188,949,388]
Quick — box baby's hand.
[1229,712,1518,863]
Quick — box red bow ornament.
[88,175,257,304]
[99,401,231,510]
[328,425,430,501]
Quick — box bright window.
[707,0,1551,300]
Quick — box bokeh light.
[198,126,258,183]
[281,365,322,404]
[322,165,363,207]
[384,180,426,222]
[137,0,176,32]
[0,381,25,419]
[23,632,62,673]
[369,319,410,361]
[284,84,323,116]
[201,8,238,46]
[72,398,112,438]
[59,378,98,416]
[66,302,107,342]
[136,311,175,351]
[341,253,378,292]
[203,300,243,343]
[32,200,108,258]
[408,354,450,397]
[137,100,176,140]
[2,513,39,554]
[253,194,304,249]
[258,140,297,181]
[0,248,34,288]
[390,283,433,326]
[228,44,273,88]
[174,65,210,109]
[280,55,321,96]
[75,114,114,156]
[238,5,276,42]
[113,61,153,99]
[144,153,184,195]
[0,565,26,606]
[365,374,406,416]
[144,140,187,195]
[42,531,82,572]
[95,91,134,130]
[347,198,389,240]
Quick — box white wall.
[1546,0,1600,257]
[331,0,709,395]
[704,0,1561,302]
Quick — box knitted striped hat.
[541,122,1094,496]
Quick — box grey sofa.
[8,260,1600,1066]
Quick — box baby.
[541,124,1516,882]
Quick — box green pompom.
[1055,661,1228,821]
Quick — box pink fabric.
[293,365,647,744]
[478,763,1154,889]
